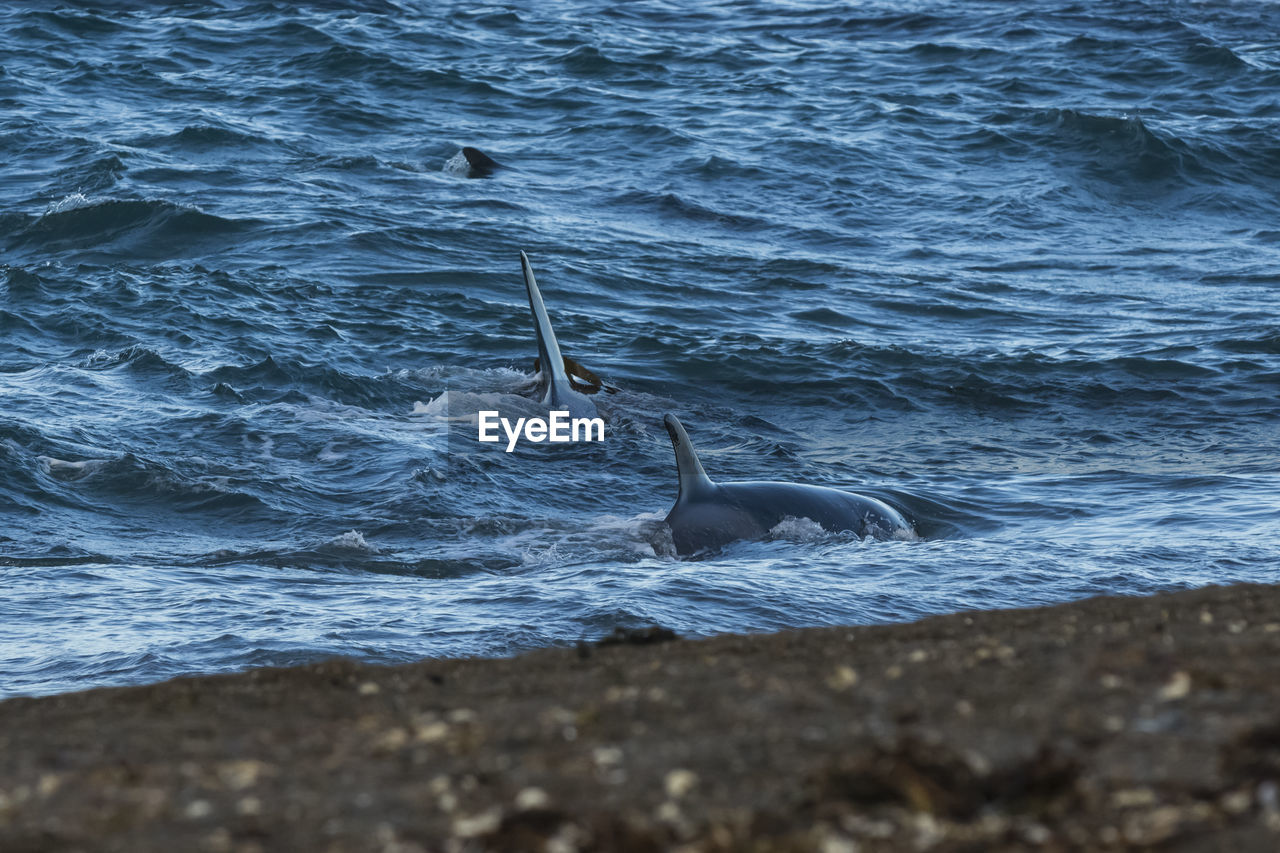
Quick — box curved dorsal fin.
[663,414,715,503]
[520,251,574,401]
[462,147,502,175]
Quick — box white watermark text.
[478,410,605,452]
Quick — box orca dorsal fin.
[663,414,715,503]
[520,251,573,401]
[462,147,502,176]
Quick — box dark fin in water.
[663,414,715,503]
[519,251,598,419]
[462,146,503,177]
[520,250,571,394]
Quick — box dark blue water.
[3,0,1278,698]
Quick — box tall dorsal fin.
[520,251,573,401]
[663,414,715,503]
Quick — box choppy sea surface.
[3,0,1278,698]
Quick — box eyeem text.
[477,410,605,452]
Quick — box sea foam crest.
[46,193,93,214]
[326,530,379,554]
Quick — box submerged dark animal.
[662,414,914,555]
[456,146,503,177]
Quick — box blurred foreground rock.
[4,583,1280,851]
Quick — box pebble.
[217,759,266,790]
[183,799,213,819]
[1157,671,1192,701]
[415,722,450,743]
[665,769,698,799]
[451,808,501,838]
[515,787,550,810]
[826,665,858,690]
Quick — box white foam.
[442,150,469,175]
[568,512,677,560]
[37,456,108,480]
[768,515,829,543]
[326,530,379,554]
[45,193,93,214]
[520,543,563,567]
[412,388,547,424]
[316,441,347,462]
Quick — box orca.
[446,146,504,178]
[662,414,914,555]
[520,251,597,419]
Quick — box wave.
[35,451,278,519]
[132,124,285,153]
[194,536,518,579]
[0,549,113,568]
[1185,41,1249,70]
[557,45,669,79]
[292,41,410,79]
[972,107,1280,196]
[689,154,771,181]
[49,151,125,195]
[644,337,1275,418]
[203,355,405,407]
[801,12,948,34]
[4,421,283,523]
[82,345,194,382]
[1216,329,1280,355]
[1039,109,1195,183]
[1,266,46,298]
[26,8,132,36]
[6,196,254,257]
[906,42,1010,63]
[611,189,774,231]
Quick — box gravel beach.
[4,583,1280,852]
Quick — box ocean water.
[2,0,1278,698]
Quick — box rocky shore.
[4,583,1280,851]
